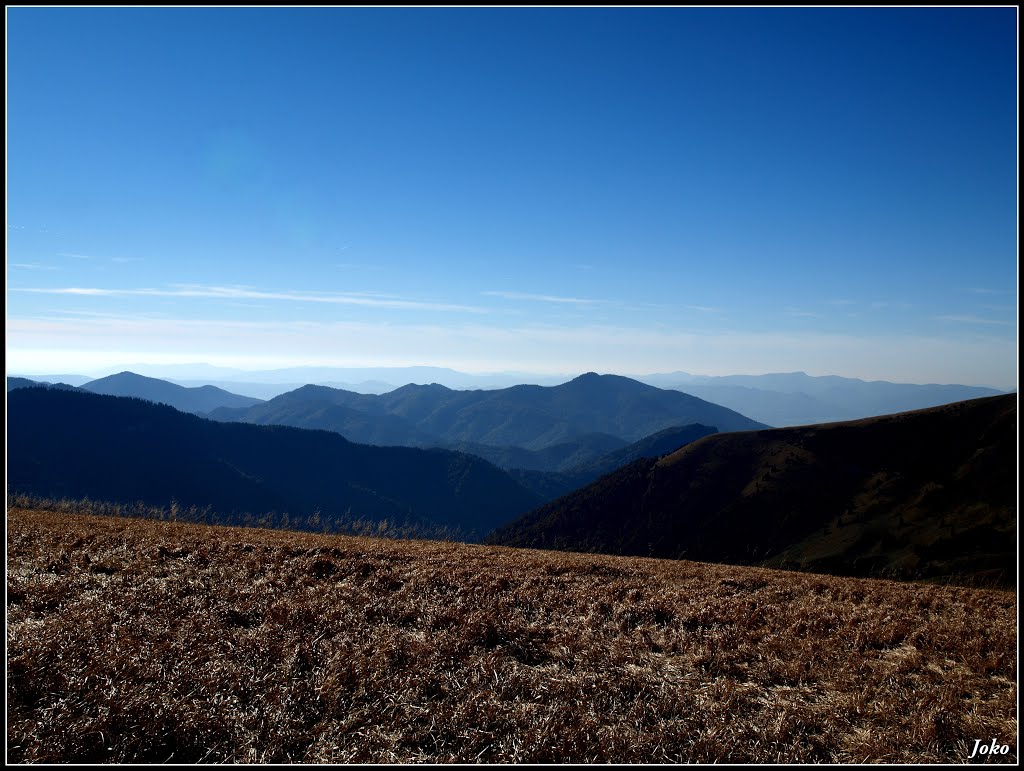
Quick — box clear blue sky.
[7,7,1018,388]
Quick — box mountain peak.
[82,371,262,414]
[110,371,148,380]
[566,372,607,385]
[563,372,649,391]
[388,382,454,395]
[289,384,344,396]
[86,371,169,388]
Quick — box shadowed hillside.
[442,432,629,473]
[490,395,1017,587]
[7,387,542,538]
[509,424,719,501]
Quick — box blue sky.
[6,7,1018,388]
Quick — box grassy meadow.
[7,505,1017,763]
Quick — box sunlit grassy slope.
[7,506,1016,764]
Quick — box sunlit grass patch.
[7,506,1017,763]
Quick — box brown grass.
[7,505,1017,763]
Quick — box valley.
[8,378,1016,587]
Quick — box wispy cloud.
[58,251,142,263]
[870,301,914,310]
[335,262,386,271]
[933,314,1014,326]
[11,284,488,313]
[968,287,1015,296]
[684,305,722,313]
[483,290,606,305]
[11,263,58,271]
[40,309,177,320]
[785,308,821,318]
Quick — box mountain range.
[7,372,736,507]
[11,371,763,465]
[7,380,720,509]
[490,394,1016,587]
[6,387,543,538]
[7,372,266,415]
[7,377,1014,586]
[12,366,1007,426]
[207,373,766,460]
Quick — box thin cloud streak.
[483,290,606,305]
[58,251,141,263]
[335,262,386,271]
[933,314,1014,326]
[11,284,489,313]
[968,287,1015,296]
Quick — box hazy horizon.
[7,362,1015,394]
[7,8,1017,391]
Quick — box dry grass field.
[7,505,1017,763]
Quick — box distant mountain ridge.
[489,395,1017,587]
[8,377,39,391]
[7,388,543,539]
[81,371,264,415]
[15,367,1004,422]
[8,373,95,387]
[637,371,1006,427]
[7,377,81,392]
[211,372,766,459]
[56,364,573,391]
